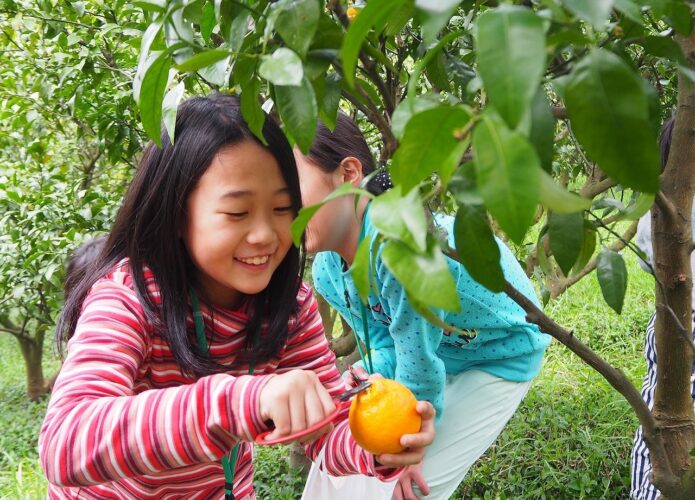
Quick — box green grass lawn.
[0,252,655,499]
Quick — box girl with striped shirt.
[38,94,435,499]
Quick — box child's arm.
[39,280,273,487]
[276,285,403,480]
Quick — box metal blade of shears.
[336,380,371,402]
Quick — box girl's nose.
[246,217,277,246]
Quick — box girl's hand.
[258,370,336,443]
[374,401,436,468]
[393,463,430,499]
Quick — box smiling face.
[183,140,294,308]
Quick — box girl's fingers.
[397,401,436,448]
[342,371,357,389]
[303,387,326,427]
[392,482,405,500]
[316,382,337,417]
[266,397,291,440]
[288,389,308,435]
[375,449,425,468]
[416,400,436,421]
[399,475,417,500]
[413,471,430,496]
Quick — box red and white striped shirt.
[39,260,398,499]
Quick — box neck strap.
[190,288,254,500]
[341,206,374,373]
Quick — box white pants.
[413,370,532,500]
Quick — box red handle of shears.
[254,399,349,446]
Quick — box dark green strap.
[190,288,254,500]
[359,302,373,374]
[341,206,374,374]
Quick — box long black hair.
[307,112,392,195]
[57,93,305,375]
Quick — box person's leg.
[630,312,661,500]
[413,370,532,500]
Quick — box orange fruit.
[348,378,421,455]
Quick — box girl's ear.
[339,156,364,187]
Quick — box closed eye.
[225,212,248,218]
[274,206,293,214]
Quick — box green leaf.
[381,238,460,312]
[259,48,303,86]
[619,192,655,221]
[290,183,373,245]
[226,12,251,53]
[275,0,320,57]
[473,113,541,244]
[665,0,693,36]
[416,0,459,44]
[162,81,185,144]
[340,0,408,87]
[571,224,597,274]
[391,105,472,193]
[385,1,415,37]
[391,93,441,140]
[201,1,215,42]
[275,75,318,153]
[449,161,483,206]
[596,249,628,314]
[176,49,230,73]
[565,49,660,193]
[370,186,428,253]
[138,51,171,147]
[312,13,344,50]
[350,237,372,303]
[454,204,505,292]
[614,0,643,24]
[240,78,266,144]
[528,90,555,173]
[642,35,686,64]
[475,6,546,129]
[548,212,585,276]
[425,51,451,91]
[560,0,614,29]
[539,170,592,213]
[134,0,166,13]
[315,72,342,131]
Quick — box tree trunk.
[316,293,337,336]
[650,25,695,498]
[16,331,47,402]
[288,441,311,479]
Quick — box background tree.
[131,0,695,496]
[0,0,142,400]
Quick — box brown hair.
[307,112,392,195]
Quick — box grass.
[0,252,656,498]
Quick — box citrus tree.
[0,0,141,399]
[131,0,695,496]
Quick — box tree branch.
[579,177,616,199]
[655,191,678,222]
[502,280,681,496]
[341,89,398,161]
